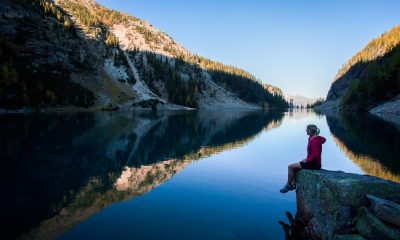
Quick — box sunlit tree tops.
[334,24,400,82]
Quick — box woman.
[280,124,326,193]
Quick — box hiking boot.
[280,184,296,193]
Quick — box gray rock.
[367,194,400,227]
[295,169,400,239]
[355,206,400,240]
[334,234,365,240]
[369,95,400,115]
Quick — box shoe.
[280,184,296,193]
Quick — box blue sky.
[97,0,400,98]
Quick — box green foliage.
[96,8,135,26]
[105,32,119,47]
[58,0,125,50]
[140,52,202,108]
[138,51,287,109]
[341,44,400,111]
[26,0,74,31]
[189,55,287,108]
[6,0,288,110]
[135,26,161,45]
[336,25,400,81]
[308,98,325,108]
[59,0,101,29]
[0,10,94,110]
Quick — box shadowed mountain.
[0,110,283,239]
[320,25,400,111]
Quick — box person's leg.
[280,162,303,193]
[287,162,302,185]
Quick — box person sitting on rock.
[280,124,326,193]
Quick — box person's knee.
[289,163,301,171]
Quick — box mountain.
[318,25,400,112]
[284,94,320,107]
[0,0,288,110]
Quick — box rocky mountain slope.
[0,0,287,110]
[317,25,400,112]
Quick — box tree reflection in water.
[0,110,283,240]
[326,112,400,182]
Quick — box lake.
[1,110,399,240]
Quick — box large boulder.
[294,169,400,239]
[355,206,400,240]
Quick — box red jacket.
[306,135,326,168]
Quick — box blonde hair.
[307,124,320,136]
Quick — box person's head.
[306,124,320,136]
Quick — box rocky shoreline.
[293,169,400,240]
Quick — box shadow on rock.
[279,211,305,240]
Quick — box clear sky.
[96,0,400,98]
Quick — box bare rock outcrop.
[294,170,400,240]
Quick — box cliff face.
[0,0,287,110]
[294,170,400,240]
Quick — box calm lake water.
[1,110,399,240]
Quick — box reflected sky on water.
[1,110,399,240]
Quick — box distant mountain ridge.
[285,94,320,107]
[0,0,288,110]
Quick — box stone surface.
[367,194,400,227]
[334,234,365,240]
[355,206,400,240]
[295,169,400,239]
[369,95,400,115]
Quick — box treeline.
[192,55,288,108]
[135,51,203,108]
[59,0,101,29]
[335,25,400,81]
[58,0,121,48]
[136,51,288,109]
[308,98,325,108]
[341,44,400,111]
[0,0,94,109]
[15,0,73,30]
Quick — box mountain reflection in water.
[2,110,400,240]
[0,110,283,240]
[325,112,400,182]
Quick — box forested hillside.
[0,0,288,110]
[323,25,400,111]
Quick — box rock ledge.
[294,169,400,240]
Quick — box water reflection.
[278,211,302,240]
[325,112,400,182]
[0,110,283,240]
